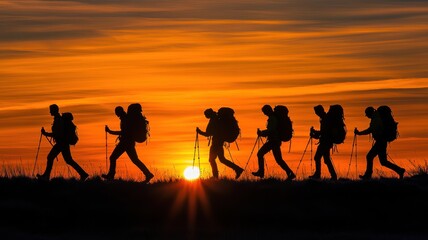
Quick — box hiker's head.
[261,104,273,116]
[115,106,126,118]
[365,106,376,118]
[204,108,216,118]
[314,105,325,118]
[49,104,59,116]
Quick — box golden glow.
[168,181,212,235]
[183,166,200,181]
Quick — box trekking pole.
[193,131,200,169]
[310,137,313,171]
[355,134,358,179]
[244,136,260,171]
[226,144,235,163]
[347,133,357,178]
[296,136,312,173]
[32,132,43,176]
[193,132,197,168]
[105,129,108,170]
[197,133,200,170]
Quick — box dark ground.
[1,175,428,240]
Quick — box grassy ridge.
[1,176,428,239]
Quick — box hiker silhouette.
[252,105,296,181]
[36,104,89,181]
[196,108,244,179]
[309,105,337,180]
[102,104,154,183]
[354,106,405,180]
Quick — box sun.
[183,166,200,181]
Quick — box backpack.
[326,104,346,144]
[377,105,398,142]
[127,103,149,143]
[274,105,293,142]
[61,112,78,145]
[217,107,240,143]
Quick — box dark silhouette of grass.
[1,175,428,240]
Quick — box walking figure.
[102,104,154,183]
[252,105,296,181]
[309,105,337,180]
[196,108,244,179]
[37,104,89,181]
[354,106,405,179]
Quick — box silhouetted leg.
[42,144,61,178]
[271,142,293,175]
[311,145,322,178]
[107,142,127,177]
[209,144,219,178]
[364,144,378,178]
[126,144,152,177]
[322,145,337,180]
[218,146,242,172]
[61,144,88,178]
[255,142,272,176]
[377,141,404,176]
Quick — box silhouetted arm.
[312,129,321,135]
[105,125,121,136]
[355,127,371,136]
[310,127,321,139]
[258,128,269,137]
[196,127,210,137]
[41,127,53,137]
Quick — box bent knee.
[366,153,376,160]
[63,158,75,164]
[257,152,265,158]
[378,158,389,166]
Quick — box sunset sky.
[1,0,427,180]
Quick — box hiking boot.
[398,168,405,179]
[208,176,219,180]
[101,173,114,181]
[308,174,320,180]
[251,171,264,178]
[36,174,49,181]
[80,173,89,182]
[286,172,296,182]
[143,173,154,184]
[235,168,244,180]
[359,174,371,180]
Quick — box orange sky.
[1,0,427,180]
